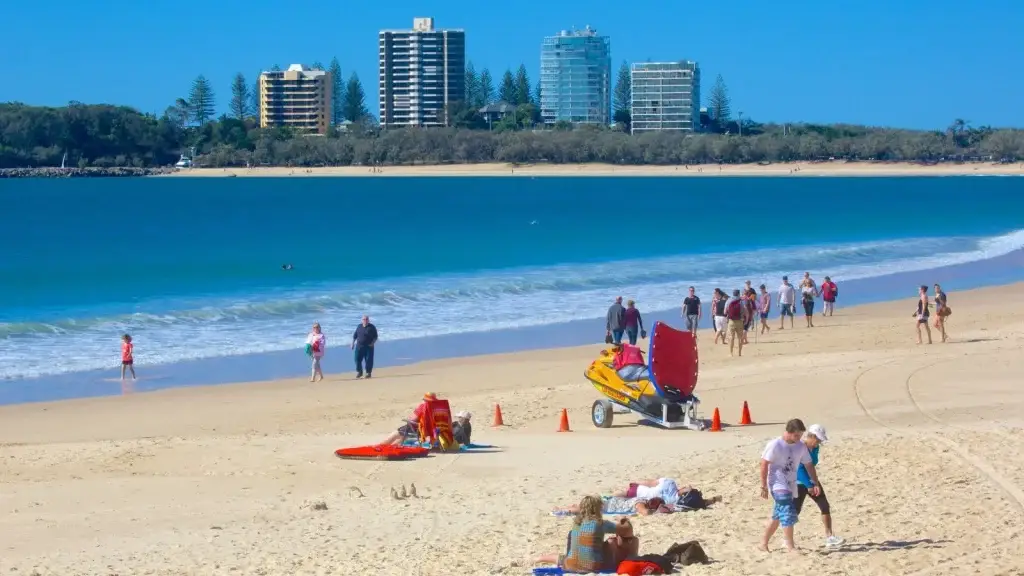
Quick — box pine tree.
[613,62,631,115]
[342,72,368,122]
[533,81,542,108]
[708,74,732,124]
[249,71,261,123]
[229,73,250,120]
[328,57,344,125]
[465,61,482,108]
[188,75,216,126]
[498,69,516,105]
[311,61,324,71]
[479,69,496,106]
[513,64,532,105]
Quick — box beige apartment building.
[259,64,332,134]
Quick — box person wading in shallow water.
[352,315,379,378]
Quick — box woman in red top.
[120,333,136,381]
[820,276,838,317]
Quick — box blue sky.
[4,0,1022,129]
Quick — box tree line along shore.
[1,101,1022,175]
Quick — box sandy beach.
[3,284,1024,575]
[162,161,1024,178]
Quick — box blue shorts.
[760,312,769,320]
[772,492,798,527]
[780,304,794,317]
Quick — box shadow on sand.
[828,538,951,554]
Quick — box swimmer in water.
[282,264,294,270]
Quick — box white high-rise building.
[630,61,701,133]
[539,26,612,126]
[378,17,466,128]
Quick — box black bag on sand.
[664,540,709,566]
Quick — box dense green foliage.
[2,98,1022,169]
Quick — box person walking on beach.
[711,289,728,346]
[820,276,838,317]
[352,315,379,378]
[623,300,646,345]
[726,289,748,357]
[795,424,845,548]
[913,286,933,345]
[742,289,758,344]
[758,284,772,335]
[120,333,136,381]
[778,276,796,330]
[933,283,949,342]
[759,418,823,553]
[800,278,818,328]
[305,322,327,382]
[682,287,702,336]
[606,296,626,345]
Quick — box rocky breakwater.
[0,167,176,178]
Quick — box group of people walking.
[303,315,379,381]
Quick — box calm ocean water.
[1,175,1023,380]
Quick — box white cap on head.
[456,411,472,420]
[807,424,828,443]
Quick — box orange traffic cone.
[493,404,505,427]
[557,408,572,432]
[740,401,753,425]
[709,408,722,432]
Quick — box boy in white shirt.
[758,418,823,552]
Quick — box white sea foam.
[2,230,1023,380]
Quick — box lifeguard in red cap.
[380,393,437,445]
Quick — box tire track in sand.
[852,356,1024,575]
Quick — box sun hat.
[423,392,437,401]
[807,424,829,443]
[456,410,472,420]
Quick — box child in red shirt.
[120,333,136,381]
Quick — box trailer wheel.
[592,400,614,428]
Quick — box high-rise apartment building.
[379,17,466,128]
[539,26,611,126]
[259,64,332,134]
[630,61,701,134]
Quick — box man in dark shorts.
[795,424,845,548]
[681,287,702,335]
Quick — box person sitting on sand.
[380,393,437,445]
[613,342,648,381]
[453,410,472,445]
[536,495,639,572]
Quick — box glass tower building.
[539,26,611,126]
[630,61,701,133]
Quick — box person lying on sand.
[613,478,684,505]
[552,490,721,517]
[379,393,436,445]
[536,495,639,572]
